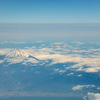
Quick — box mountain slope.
[6,48,29,58]
[1,48,41,65]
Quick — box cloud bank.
[0,42,100,73]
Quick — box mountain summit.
[6,48,29,58]
[1,48,41,65]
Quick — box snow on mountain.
[2,48,40,65]
[6,48,29,58]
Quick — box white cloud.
[0,41,26,44]
[6,57,25,64]
[24,58,39,64]
[58,70,66,73]
[77,74,82,77]
[0,47,100,73]
[9,42,26,44]
[0,60,4,64]
[54,68,59,71]
[54,69,66,73]
[35,54,81,65]
[34,41,43,43]
[0,41,8,44]
[67,57,100,73]
[35,53,100,73]
[72,85,96,91]
[97,87,100,90]
[0,49,11,55]
[67,73,74,76]
[87,92,100,100]
[0,42,100,73]
[53,42,64,45]
[72,41,84,45]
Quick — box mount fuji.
[6,48,30,58]
[0,48,41,65]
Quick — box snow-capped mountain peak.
[6,48,29,58]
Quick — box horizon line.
[0,22,100,24]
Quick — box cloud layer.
[0,41,100,73]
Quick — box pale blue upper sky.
[0,0,100,23]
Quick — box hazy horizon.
[0,23,100,42]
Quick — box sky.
[0,0,100,23]
[0,0,100,41]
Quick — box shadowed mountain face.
[0,41,100,100]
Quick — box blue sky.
[0,0,100,23]
[0,0,100,41]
